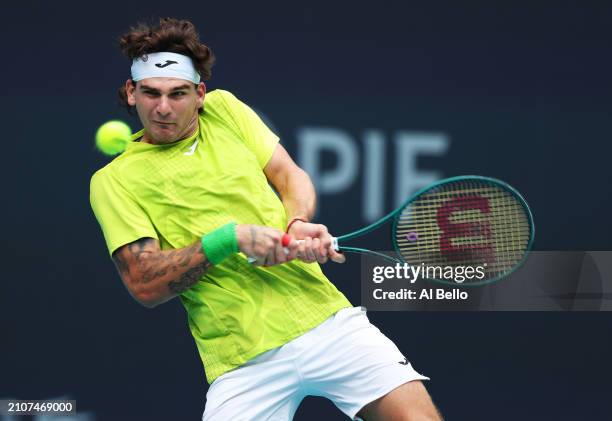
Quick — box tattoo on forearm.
[168,264,209,293]
[113,253,130,278]
[112,238,212,295]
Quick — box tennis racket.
[275,175,534,286]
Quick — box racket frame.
[337,175,535,286]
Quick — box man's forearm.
[113,239,212,308]
[279,167,316,222]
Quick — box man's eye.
[172,92,186,97]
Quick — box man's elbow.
[129,285,163,309]
[137,296,159,309]
[119,268,173,309]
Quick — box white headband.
[130,52,201,84]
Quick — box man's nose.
[155,96,171,116]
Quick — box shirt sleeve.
[90,169,159,256]
[214,90,280,168]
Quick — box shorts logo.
[155,60,178,68]
[398,357,408,365]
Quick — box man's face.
[126,77,205,144]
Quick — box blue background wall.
[2,2,611,419]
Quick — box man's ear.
[196,82,206,108]
[126,79,136,106]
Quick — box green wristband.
[201,222,239,265]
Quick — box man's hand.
[288,220,345,264]
[236,224,299,266]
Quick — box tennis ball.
[95,120,131,155]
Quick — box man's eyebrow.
[170,84,191,91]
[139,84,158,92]
[139,84,191,92]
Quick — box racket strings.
[394,180,532,281]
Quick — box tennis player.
[90,18,442,421]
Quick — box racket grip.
[246,237,339,264]
[289,238,339,250]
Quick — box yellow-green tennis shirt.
[90,89,351,383]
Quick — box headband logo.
[155,60,178,68]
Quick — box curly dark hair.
[117,17,215,113]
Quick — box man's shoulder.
[201,90,244,131]
[203,89,241,112]
[90,137,142,182]
[89,164,113,191]
[90,157,124,188]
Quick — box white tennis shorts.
[202,306,429,421]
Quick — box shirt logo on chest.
[184,139,199,156]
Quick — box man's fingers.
[246,226,343,265]
[329,248,346,263]
[281,234,299,262]
[319,239,329,261]
[285,238,299,260]
[319,226,331,248]
[305,237,315,262]
[311,238,325,263]
[311,237,320,253]
[302,237,316,262]
[263,252,275,267]
[274,241,287,264]
[250,252,267,266]
[280,227,339,265]
[325,233,344,263]
[311,237,328,263]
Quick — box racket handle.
[290,237,339,250]
[246,237,339,264]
